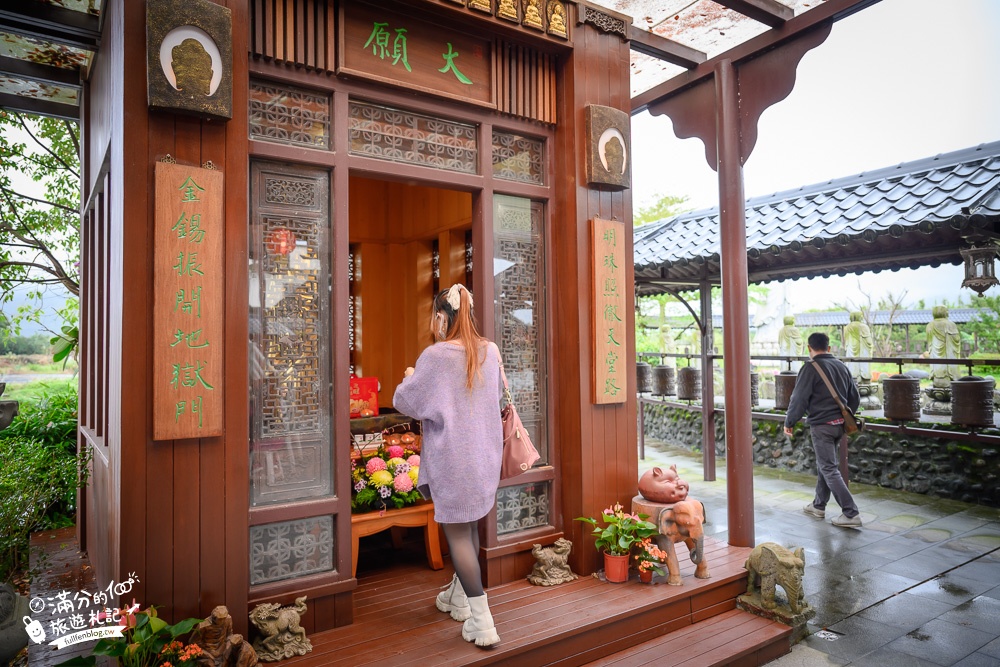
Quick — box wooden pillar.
[700,280,716,481]
[715,60,754,547]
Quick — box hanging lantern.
[959,244,999,297]
[266,228,297,256]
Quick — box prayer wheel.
[882,374,920,422]
[676,367,701,401]
[774,371,798,411]
[750,372,759,407]
[636,362,653,394]
[951,376,995,428]
[653,365,676,397]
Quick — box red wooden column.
[644,24,834,548]
[715,59,753,546]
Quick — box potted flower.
[575,503,658,583]
[55,606,203,666]
[351,443,422,513]
[635,537,668,583]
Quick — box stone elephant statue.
[744,542,806,614]
[654,499,709,586]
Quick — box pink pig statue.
[638,464,690,504]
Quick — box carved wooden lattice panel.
[249,515,335,585]
[347,100,478,174]
[493,195,546,457]
[249,162,333,506]
[249,80,330,149]
[492,130,545,184]
[496,482,550,535]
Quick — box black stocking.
[441,521,484,598]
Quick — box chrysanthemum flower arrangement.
[351,443,422,512]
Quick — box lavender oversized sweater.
[393,341,504,524]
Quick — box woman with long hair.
[393,283,503,648]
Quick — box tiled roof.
[792,308,987,327]
[635,141,1000,292]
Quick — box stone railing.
[641,402,1000,508]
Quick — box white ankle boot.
[462,594,500,647]
[435,574,472,621]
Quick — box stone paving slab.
[638,438,1000,667]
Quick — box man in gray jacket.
[783,332,863,528]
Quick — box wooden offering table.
[350,502,443,577]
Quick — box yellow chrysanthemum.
[387,457,406,470]
[408,467,419,483]
[371,470,393,487]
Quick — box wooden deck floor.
[27,529,786,667]
[289,534,777,667]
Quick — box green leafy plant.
[576,503,658,556]
[56,607,203,667]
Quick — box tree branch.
[0,184,78,214]
[16,115,80,179]
[63,118,81,158]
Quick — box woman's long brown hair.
[435,286,486,389]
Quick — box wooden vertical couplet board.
[153,161,224,440]
[592,217,626,404]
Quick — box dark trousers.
[809,423,859,518]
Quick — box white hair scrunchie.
[446,284,472,311]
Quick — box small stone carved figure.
[743,542,807,614]
[638,465,689,504]
[249,597,311,662]
[654,499,709,585]
[191,606,258,667]
[0,583,30,666]
[658,325,676,367]
[777,316,804,372]
[527,538,579,586]
[927,305,961,389]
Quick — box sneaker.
[832,513,862,528]
[803,504,825,519]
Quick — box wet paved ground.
[641,439,1000,667]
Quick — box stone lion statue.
[249,596,312,661]
[527,538,578,586]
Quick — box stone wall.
[641,403,1000,507]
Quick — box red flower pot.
[603,551,629,583]
[638,568,653,584]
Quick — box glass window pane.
[347,100,478,174]
[249,163,333,506]
[250,516,335,585]
[249,80,331,149]
[493,195,547,462]
[496,482,550,535]
[492,130,544,185]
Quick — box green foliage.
[0,332,48,355]
[965,295,1000,355]
[4,381,79,454]
[0,435,90,583]
[56,607,203,667]
[575,502,658,556]
[633,192,689,227]
[0,110,80,342]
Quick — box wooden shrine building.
[0,0,884,643]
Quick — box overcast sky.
[631,0,1000,312]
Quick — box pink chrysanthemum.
[386,445,405,459]
[366,458,388,474]
[393,473,414,492]
[407,454,420,467]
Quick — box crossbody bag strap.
[809,360,853,421]
[493,343,513,404]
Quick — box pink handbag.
[496,348,540,479]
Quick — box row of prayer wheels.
[775,371,995,428]
[636,362,759,405]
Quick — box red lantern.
[266,228,296,256]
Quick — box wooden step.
[289,536,786,667]
[579,608,792,667]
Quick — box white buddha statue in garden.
[923,305,962,415]
[777,315,804,372]
[844,310,880,409]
